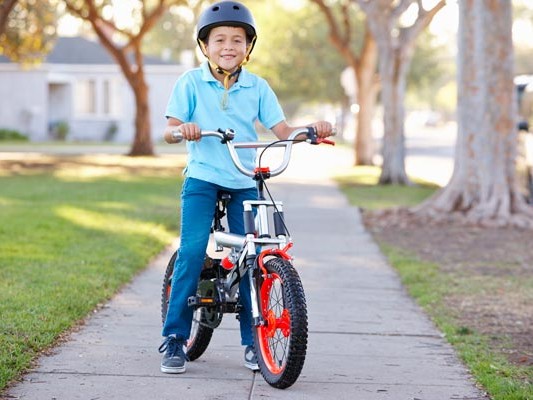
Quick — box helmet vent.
[233,5,240,9]
[212,6,219,11]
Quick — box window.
[103,80,111,115]
[74,78,120,117]
[74,79,96,115]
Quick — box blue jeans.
[162,177,257,346]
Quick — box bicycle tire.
[161,251,215,361]
[253,257,308,389]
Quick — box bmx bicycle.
[161,127,334,389]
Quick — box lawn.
[0,154,184,391]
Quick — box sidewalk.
[4,145,486,400]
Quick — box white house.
[0,36,188,142]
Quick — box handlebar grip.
[170,130,184,143]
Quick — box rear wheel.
[253,257,308,389]
[161,251,216,361]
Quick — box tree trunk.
[414,0,533,228]
[354,31,379,166]
[355,79,377,165]
[128,73,154,156]
[96,36,155,156]
[378,46,410,184]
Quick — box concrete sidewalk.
[4,145,487,400]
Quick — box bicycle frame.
[198,128,312,321]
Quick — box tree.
[247,1,345,111]
[414,0,533,228]
[310,0,379,166]
[0,0,58,65]
[64,0,194,156]
[355,0,446,184]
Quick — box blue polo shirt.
[165,61,285,189]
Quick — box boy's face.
[205,26,249,73]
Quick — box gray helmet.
[196,1,257,44]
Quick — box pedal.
[188,295,216,308]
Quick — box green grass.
[335,165,438,209]
[336,166,533,400]
[0,162,182,391]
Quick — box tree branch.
[0,0,18,36]
[399,0,446,47]
[124,0,169,51]
[311,0,359,68]
[392,0,414,19]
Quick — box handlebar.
[170,127,335,178]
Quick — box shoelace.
[158,336,189,361]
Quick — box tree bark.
[378,44,410,184]
[414,0,533,228]
[355,28,379,165]
[129,57,154,156]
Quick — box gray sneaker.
[159,336,188,374]
[244,345,259,371]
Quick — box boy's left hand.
[310,121,334,138]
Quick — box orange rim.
[257,273,291,374]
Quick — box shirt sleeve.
[165,72,196,122]
[257,78,285,129]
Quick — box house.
[0,36,188,142]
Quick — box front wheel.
[253,257,308,389]
[161,251,216,361]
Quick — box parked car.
[515,75,533,203]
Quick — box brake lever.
[317,138,335,146]
[304,127,335,146]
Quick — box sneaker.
[244,345,259,371]
[158,336,188,374]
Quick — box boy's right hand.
[177,123,202,142]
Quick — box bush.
[54,121,69,141]
[0,128,28,142]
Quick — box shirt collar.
[200,61,253,89]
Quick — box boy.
[159,0,333,374]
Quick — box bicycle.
[161,127,334,389]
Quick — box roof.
[0,36,174,65]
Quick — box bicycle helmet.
[196,1,257,91]
[197,1,256,46]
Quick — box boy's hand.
[178,123,202,142]
[310,121,334,138]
